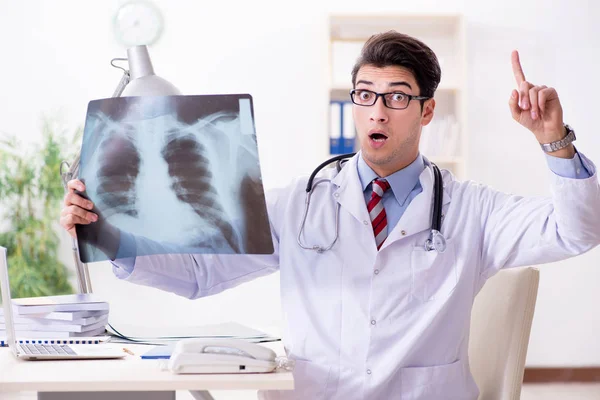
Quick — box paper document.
[107,321,279,344]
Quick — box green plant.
[0,117,82,298]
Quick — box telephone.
[167,338,278,374]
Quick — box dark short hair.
[351,31,441,100]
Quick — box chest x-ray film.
[75,94,273,263]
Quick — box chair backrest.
[468,267,540,400]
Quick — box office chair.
[469,266,540,400]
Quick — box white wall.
[1,0,599,367]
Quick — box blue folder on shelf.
[342,101,356,153]
[330,101,343,154]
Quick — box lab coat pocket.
[400,359,466,400]
[410,241,457,302]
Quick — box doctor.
[60,31,600,399]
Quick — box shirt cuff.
[111,230,137,274]
[545,149,591,179]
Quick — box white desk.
[0,343,293,400]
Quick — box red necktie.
[367,179,391,250]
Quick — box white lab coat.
[113,153,600,400]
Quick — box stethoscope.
[297,153,447,254]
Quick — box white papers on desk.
[419,115,461,158]
[107,321,279,345]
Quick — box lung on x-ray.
[75,94,273,263]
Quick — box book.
[0,310,109,325]
[0,326,107,339]
[10,294,109,315]
[0,316,108,333]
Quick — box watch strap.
[540,124,576,153]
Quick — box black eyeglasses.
[349,89,430,110]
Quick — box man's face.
[353,64,435,177]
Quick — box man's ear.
[421,98,436,126]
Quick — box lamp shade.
[64,45,180,180]
[121,45,181,97]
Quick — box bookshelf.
[328,14,467,179]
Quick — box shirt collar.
[357,152,425,206]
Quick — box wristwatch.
[540,124,576,153]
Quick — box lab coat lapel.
[331,154,371,225]
[384,162,452,246]
[330,154,452,246]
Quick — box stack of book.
[1,294,109,339]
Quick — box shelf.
[330,14,462,41]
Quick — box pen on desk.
[123,348,135,356]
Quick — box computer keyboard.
[19,343,76,356]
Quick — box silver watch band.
[540,124,576,153]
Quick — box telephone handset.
[167,338,278,374]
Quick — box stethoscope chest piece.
[425,230,447,253]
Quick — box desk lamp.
[60,44,181,293]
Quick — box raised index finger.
[511,50,526,86]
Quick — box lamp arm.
[59,58,132,294]
[61,45,179,293]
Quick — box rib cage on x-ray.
[161,130,240,252]
[96,127,141,218]
[84,108,257,254]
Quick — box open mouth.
[369,132,388,142]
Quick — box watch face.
[566,125,576,139]
[113,1,164,47]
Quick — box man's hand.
[508,50,574,158]
[60,179,98,238]
[60,179,120,260]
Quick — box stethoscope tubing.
[300,154,445,253]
